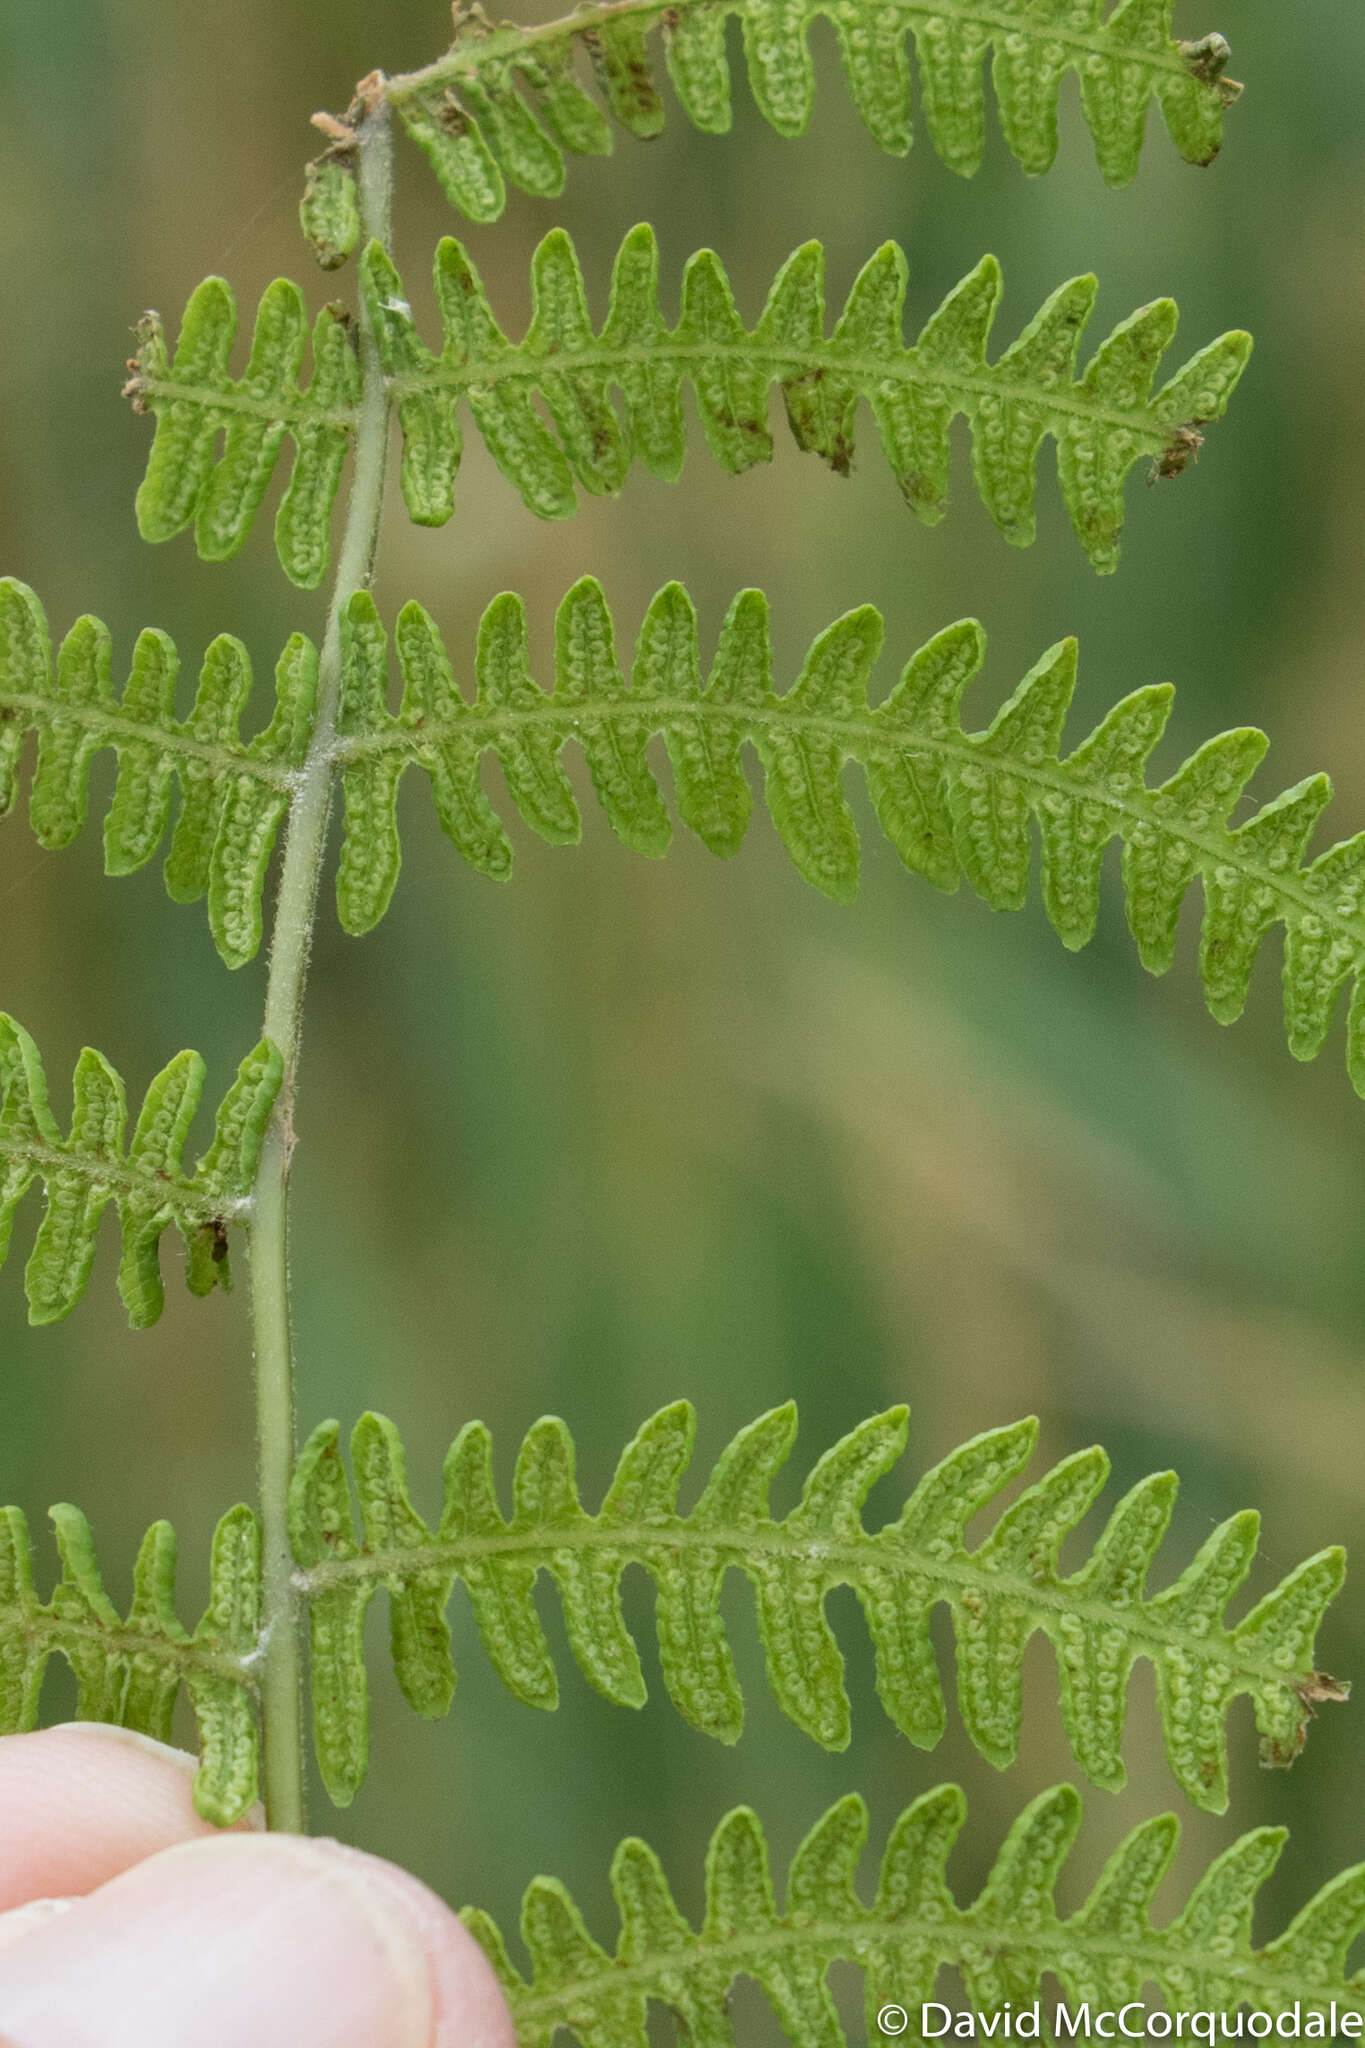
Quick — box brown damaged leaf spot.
[1262,1672,1352,1770]
[782,368,856,476]
[580,27,665,131]
[1148,421,1205,484]
[1295,1669,1351,1710]
[439,91,472,138]
[623,55,662,121]
[450,0,494,42]
[896,470,944,518]
[1178,33,1240,95]
[719,414,772,465]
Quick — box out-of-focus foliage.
[1,4,1363,2022]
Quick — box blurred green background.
[2,0,1364,2015]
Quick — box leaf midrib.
[498,1904,1365,2031]
[0,691,300,789]
[0,1137,240,1218]
[293,1515,1309,1692]
[384,0,1207,105]
[328,693,1365,968]
[392,343,1172,446]
[135,344,1178,449]
[2,1604,253,1688]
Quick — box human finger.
[0,1830,517,2048]
[0,1727,261,1912]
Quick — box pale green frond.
[333,583,1365,1094]
[126,282,360,589]
[289,1403,1346,1811]
[368,228,1248,573]
[462,1788,1365,2047]
[124,233,1250,578]
[0,1016,282,1327]
[0,580,318,967]
[373,0,1241,227]
[300,155,361,272]
[0,1498,261,1826]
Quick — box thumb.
[0,1832,517,2048]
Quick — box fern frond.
[124,284,360,590]
[0,1016,282,1326]
[289,1403,1346,1813]
[18,575,1365,1098]
[0,1497,260,1826]
[125,230,1250,579]
[335,582,1365,1095]
[463,1785,1365,2047]
[0,579,317,968]
[375,0,1241,223]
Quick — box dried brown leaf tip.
[1180,33,1243,105]
[1149,422,1205,483]
[1262,1671,1353,1768]
[310,111,357,153]
[353,70,387,117]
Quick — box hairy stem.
[248,95,395,1833]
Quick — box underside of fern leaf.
[289,1402,1347,1813]
[464,1784,1365,2047]
[332,582,1365,1097]
[14,577,1365,1098]
[125,228,1250,583]
[0,1497,260,1826]
[0,578,316,969]
[369,0,1241,228]
[0,1015,281,1325]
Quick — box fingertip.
[320,1844,519,2048]
[0,1833,517,2048]
[0,1727,259,1912]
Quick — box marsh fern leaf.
[0,1016,282,1326]
[463,1787,1365,2047]
[288,1403,1345,1811]
[0,1498,261,1825]
[0,580,317,967]
[18,573,1365,1094]
[356,228,1250,572]
[331,584,1365,1093]
[300,156,361,271]
[124,232,1250,579]
[126,285,360,589]
[380,0,1242,222]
